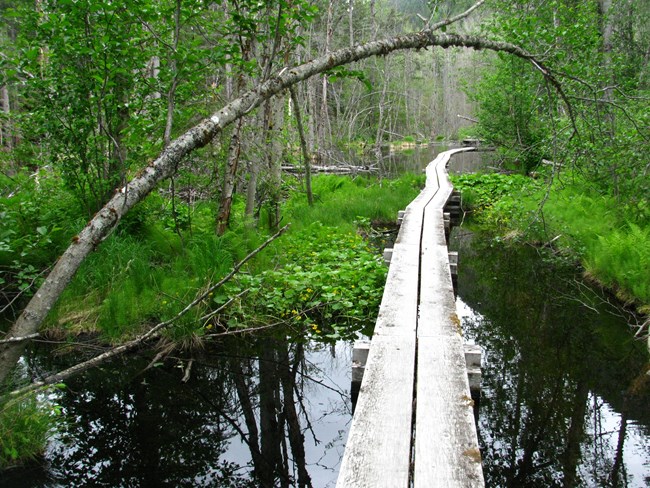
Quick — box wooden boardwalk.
[337,148,485,487]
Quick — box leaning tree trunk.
[216,117,244,235]
[0,6,571,385]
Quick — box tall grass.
[50,228,237,340]
[284,173,425,230]
[43,172,426,341]
[466,171,650,309]
[0,393,61,468]
[586,223,650,305]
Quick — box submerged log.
[281,164,377,175]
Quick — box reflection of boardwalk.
[337,148,484,487]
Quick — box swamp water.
[451,229,650,487]
[2,148,648,487]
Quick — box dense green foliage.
[460,0,650,315]
[0,392,61,468]
[1,168,418,467]
[1,171,420,345]
[469,0,649,190]
[452,171,650,310]
[2,0,649,471]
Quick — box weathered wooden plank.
[395,205,425,246]
[374,242,420,337]
[418,243,458,337]
[337,335,416,488]
[338,147,480,488]
[414,335,484,487]
[414,147,483,486]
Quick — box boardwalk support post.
[383,248,393,265]
[397,210,406,226]
[352,341,371,407]
[449,251,459,294]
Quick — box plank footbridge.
[337,148,485,487]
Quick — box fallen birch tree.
[0,1,573,385]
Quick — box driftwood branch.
[1,2,570,384]
[5,225,288,398]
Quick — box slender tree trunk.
[258,343,282,487]
[561,382,589,487]
[0,85,10,150]
[263,96,284,231]
[598,0,618,195]
[245,158,259,222]
[216,117,244,235]
[163,0,182,148]
[318,0,335,155]
[609,395,629,486]
[280,342,312,488]
[348,0,354,48]
[289,86,313,205]
[373,62,388,160]
[230,358,265,479]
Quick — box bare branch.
[5,225,288,398]
[0,333,40,345]
[429,0,486,32]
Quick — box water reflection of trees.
[6,335,349,487]
[455,234,650,487]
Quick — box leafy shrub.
[0,392,62,469]
[1,169,85,302]
[224,223,387,341]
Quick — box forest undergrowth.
[451,169,650,319]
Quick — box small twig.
[200,289,249,325]
[457,114,479,123]
[143,350,169,373]
[0,333,40,345]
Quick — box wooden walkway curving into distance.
[337,148,485,488]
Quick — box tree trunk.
[258,342,283,487]
[230,358,265,479]
[1,85,11,150]
[245,158,260,222]
[0,15,565,385]
[318,0,335,156]
[263,96,284,231]
[280,342,312,488]
[163,0,182,148]
[289,86,313,206]
[216,117,244,235]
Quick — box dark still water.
[3,339,352,487]
[451,229,650,488]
